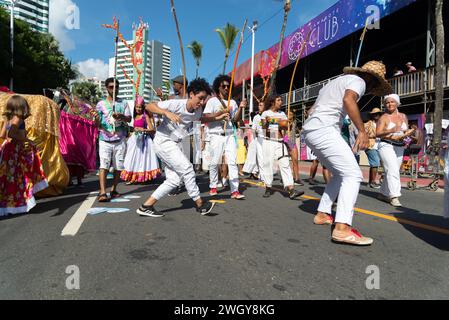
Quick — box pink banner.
[59,111,98,172]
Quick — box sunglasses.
[220,84,230,89]
[107,85,118,89]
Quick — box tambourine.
[278,120,289,130]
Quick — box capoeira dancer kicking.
[261,95,304,199]
[303,61,392,246]
[137,78,215,217]
[202,75,247,200]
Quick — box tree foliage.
[0,7,77,94]
[215,23,239,74]
[187,40,203,79]
[71,81,102,105]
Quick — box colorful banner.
[234,0,417,85]
[133,22,148,99]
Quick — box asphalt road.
[1,172,448,300]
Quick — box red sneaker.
[231,192,245,200]
[332,228,373,246]
[313,213,334,225]
[209,188,218,196]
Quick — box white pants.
[304,126,363,226]
[202,141,211,172]
[99,139,126,171]
[262,139,293,188]
[151,135,200,201]
[243,140,258,174]
[209,134,239,193]
[378,142,403,199]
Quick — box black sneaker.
[263,188,273,198]
[369,183,381,189]
[196,202,216,216]
[137,205,164,218]
[294,179,305,186]
[289,189,304,200]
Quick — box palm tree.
[432,0,445,156]
[215,23,239,74]
[269,0,292,94]
[187,41,203,78]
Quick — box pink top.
[133,115,147,129]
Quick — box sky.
[49,0,339,84]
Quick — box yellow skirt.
[236,138,247,165]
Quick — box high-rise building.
[0,0,50,33]
[108,23,171,103]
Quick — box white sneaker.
[217,182,223,188]
[377,194,390,203]
[390,197,402,207]
[222,179,229,187]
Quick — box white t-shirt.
[252,114,265,138]
[261,110,287,139]
[203,97,238,134]
[303,74,366,132]
[156,99,202,142]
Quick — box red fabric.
[0,86,13,93]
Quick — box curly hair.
[3,95,31,120]
[265,94,282,109]
[212,74,231,95]
[187,78,212,96]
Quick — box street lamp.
[9,0,19,92]
[248,20,258,121]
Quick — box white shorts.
[99,139,126,171]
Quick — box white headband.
[384,94,401,106]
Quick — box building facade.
[109,37,171,103]
[0,0,50,33]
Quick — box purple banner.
[270,0,417,68]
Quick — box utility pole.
[248,20,258,120]
[433,0,445,155]
[10,0,19,92]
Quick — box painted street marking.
[242,179,449,236]
[61,192,97,237]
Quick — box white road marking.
[61,192,98,237]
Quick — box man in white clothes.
[261,95,304,200]
[303,61,392,246]
[243,101,266,182]
[202,75,247,200]
[137,78,216,217]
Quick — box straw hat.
[370,107,382,114]
[343,61,393,97]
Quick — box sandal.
[110,190,121,199]
[98,194,110,202]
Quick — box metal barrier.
[281,64,449,106]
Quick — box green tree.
[215,23,239,74]
[71,81,102,105]
[187,41,203,79]
[0,7,77,94]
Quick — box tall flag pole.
[170,0,187,98]
[355,17,370,68]
[287,30,312,135]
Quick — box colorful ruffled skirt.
[120,133,161,183]
[0,141,49,216]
